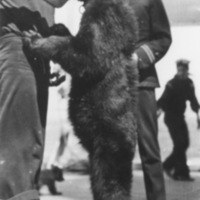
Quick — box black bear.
[25,0,138,199]
[37,165,64,195]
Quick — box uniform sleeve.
[135,0,172,69]
[157,82,172,111]
[43,0,68,8]
[188,80,200,113]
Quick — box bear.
[24,0,139,199]
[37,165,64,195]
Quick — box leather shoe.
[163,167,174,179]
[173,175,194,182]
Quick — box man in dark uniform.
[131,0,172,200]
[157,59,200,181]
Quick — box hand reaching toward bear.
[23,24,71,86]
[23,23,71,59]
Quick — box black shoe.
[173,174,194,182]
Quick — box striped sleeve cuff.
[141,44,155,64]
[134,44,155,69]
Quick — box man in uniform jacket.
[157,59,200,181]
[131,0,172,200]
[0,0,68,199]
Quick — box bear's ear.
[51,164,57,169]
[51,164,61,171]
[49,23,71,37]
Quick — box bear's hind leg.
[89,134,134,200]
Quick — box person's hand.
[197,114,200,129]
[131,53,139,67]
[23,31,71,60]
[23,30,57,58]
[23,30,42,50]
[157,108,163,118]
[23,30,42,39]
[23,30,52,57]
[49,72,66,87]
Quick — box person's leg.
[173,117,190,178]
[163,150,175,172]
[163,114,178,173]
[164,114,191,179]
[31,58,49,128]
[137,88,166,200]
[0,36,48,199]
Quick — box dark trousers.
[137,88,166,200]
[163,113,190,177]
[0,34,49,200]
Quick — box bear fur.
[25,0,138,199]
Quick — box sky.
[55,0,82,35]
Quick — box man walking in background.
[131,0,172,199]
[157,59,200,181]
